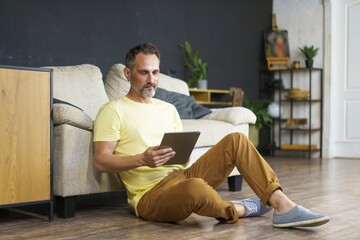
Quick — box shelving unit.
[267,68,323,158]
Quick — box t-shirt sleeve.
[93,103,121,142]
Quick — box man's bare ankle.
[234,203,246,217]
[274,202,296,215]
[269,190,296,214]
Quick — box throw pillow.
[154,88,211,119]
[201,107,257,125]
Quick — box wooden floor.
[1,157,360,240]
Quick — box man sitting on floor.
[93,42,329,228]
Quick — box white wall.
[273,0,324,68]
[272,0,325,156]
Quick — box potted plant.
[298,45,319,68]
[179,41,208,88]
[243,95,273,147]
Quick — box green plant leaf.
[183,41,191,55]
[299,45,319,60]
[243,95,272,129]
[179,41,208,87]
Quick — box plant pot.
[305,59,313,68]
[197,79,208,89]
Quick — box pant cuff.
[260,182,283,207]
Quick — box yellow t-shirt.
[93,96,184,215]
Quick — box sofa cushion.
[202,107,256,125]
[105,63,190,101]
[53,104,93,131]
[182,119,249,147]
[105,64,130,100]
[154,88,211,119]
[47,64,109,119]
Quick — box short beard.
[137,83,157,97]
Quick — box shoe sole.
[273,216,330,228]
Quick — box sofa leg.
[228,175,242,192]
[55,196,77,219]
[0,208,10,217]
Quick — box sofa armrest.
[201,107,256,126]
[53,104,93,131]
[53,124,123,197]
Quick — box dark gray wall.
[0,0,272,99]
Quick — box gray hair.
[125,43,161,70]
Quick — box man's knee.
[225,132,248,144]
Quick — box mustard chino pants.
[137,132,282,223]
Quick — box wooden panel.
[0,68,50,205]
[189,88,233,106]
[189,89,211,102]
[1,157,359,239]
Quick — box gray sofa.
[50,64,256,218]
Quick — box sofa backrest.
[158,73,189,96]
[105,63,190,101]
[48,64,109,119]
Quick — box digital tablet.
[159,131,201,165]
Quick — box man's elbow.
[93,156,106,173]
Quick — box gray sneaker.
[231,197,273,217]
[273,205,330,228]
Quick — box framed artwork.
[264,30,290,70]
